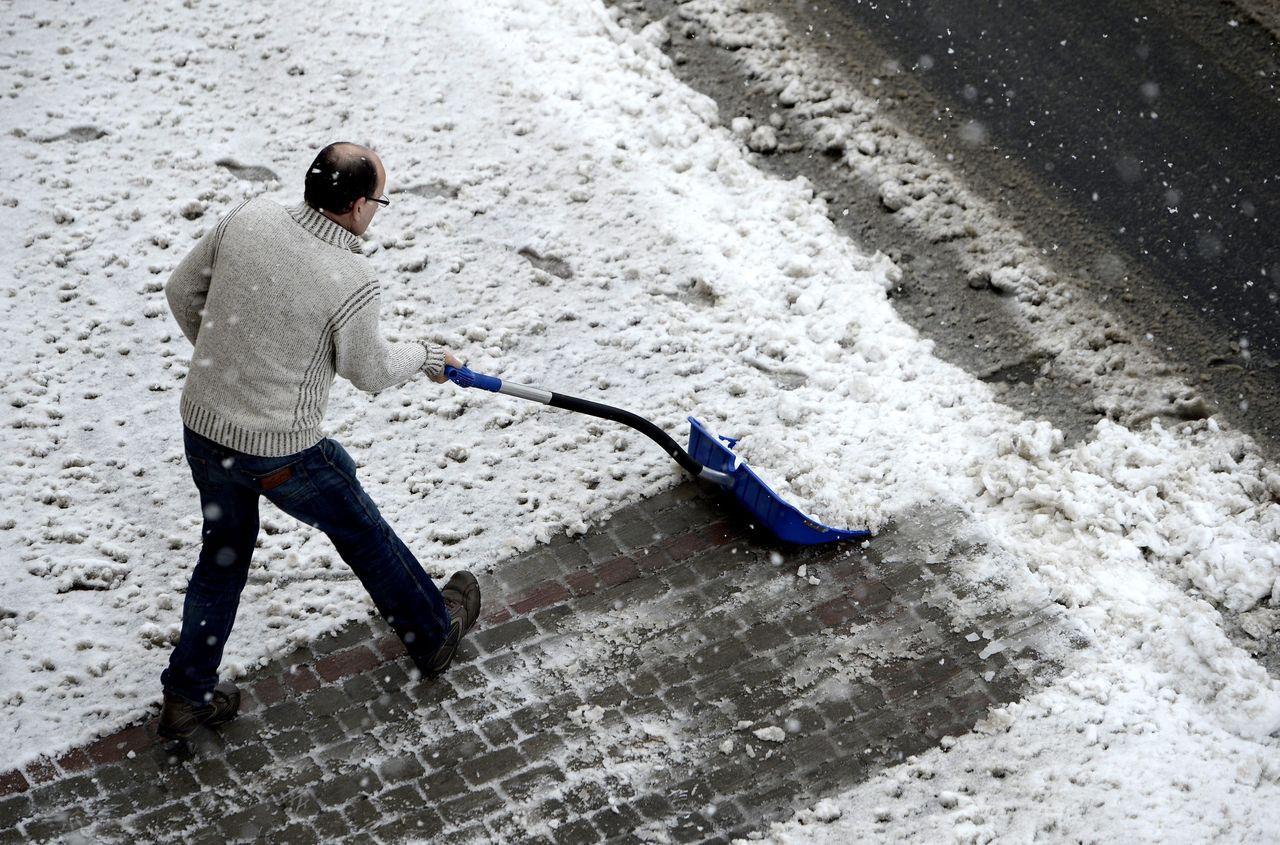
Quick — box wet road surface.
[818,0,1280,438]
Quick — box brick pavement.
[0,484,1070,844]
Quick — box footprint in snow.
[25,126,108,144]
[518,246,573,280]
[396,181,460,200]
[215,158,279,182]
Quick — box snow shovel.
[444,366,870,545]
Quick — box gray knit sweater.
[165,197,444,457]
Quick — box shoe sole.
[158,711,235,741]
[157,723,197,741]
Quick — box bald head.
[304,142,384,216]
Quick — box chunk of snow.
[753,726,786,743]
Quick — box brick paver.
[1,484,1069,844]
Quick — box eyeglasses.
[366,195,390,207]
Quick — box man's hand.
[432,351,464,384]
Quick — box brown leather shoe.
[158,681,241,740]
[441,570,481,634]
[417,572,480,678]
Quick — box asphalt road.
[816,0,1280,437]
[829,0,1279,355]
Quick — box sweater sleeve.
[333,282,430,393]
[164,225,220,345]
[165,200,248,345]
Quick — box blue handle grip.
[445,365,503,392]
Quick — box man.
[159,142,480,740]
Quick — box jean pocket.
[248,459,313,503]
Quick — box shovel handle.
[444,365,502,392]
[443,365,733,487]
[445,365,552,403]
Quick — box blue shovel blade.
[686,417,871,545]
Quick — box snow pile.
[979,418,1280,615]
[0,0,1277,842]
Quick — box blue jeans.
[162,428,450,704]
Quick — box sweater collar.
[289,203,363,254]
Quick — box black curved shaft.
[548,392,705,477]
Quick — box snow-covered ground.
[1,0,1277,841]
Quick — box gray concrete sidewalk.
[0,485,1067,844]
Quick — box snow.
[752,725,786,743]
[1,0,1278,841]
[751,660,1280,844]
